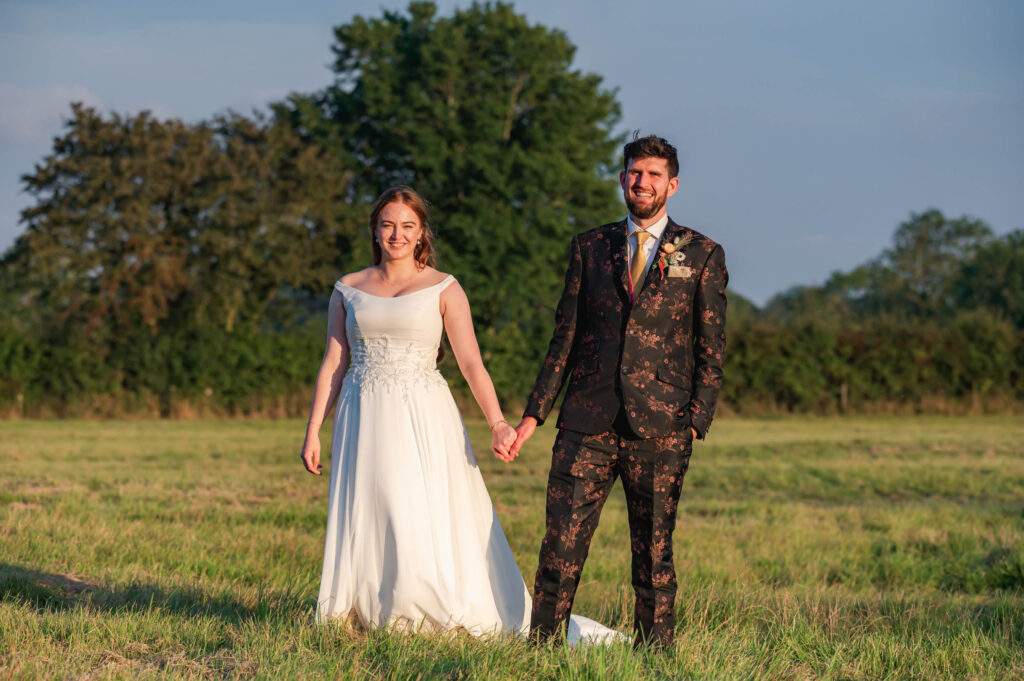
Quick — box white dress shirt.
[626,214,669,273]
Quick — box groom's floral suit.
[525,218,727,646]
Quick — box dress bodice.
[335,275,455,392]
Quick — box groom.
[512,134,727,647]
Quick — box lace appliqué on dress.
[345,336,447,394]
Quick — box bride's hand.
[491,422,518,463]
[301,433,322,476]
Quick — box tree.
[276,1,623,399]
[821,209,993,319]
[955,229,1024,329]
[7,104,354,336]
[763,284,850,327]
[2,104,354,410]
[725,290,761,330]
[883,209,993,316]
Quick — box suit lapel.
[608,219,631,298]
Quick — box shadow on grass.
[0,562,308,624]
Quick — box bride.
[299,186,621,644]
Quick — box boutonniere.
[657,234,693,278]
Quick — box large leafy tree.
[8,104,354,336]
[3,104,354,408]
[820,209,993,319]
[955,230,1024,329]
[277,1,623,397]
[882,209,993,315]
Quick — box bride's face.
[376,201,423,262]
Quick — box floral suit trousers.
[530,414,693,647]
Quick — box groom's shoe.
[528,620,567,647]
[633,601,675,650]
[529,578,567,645]
[632,624,673,652]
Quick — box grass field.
[1,416,1022,680]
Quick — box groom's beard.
[624,190,667,220]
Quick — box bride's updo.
[369,186,437,269]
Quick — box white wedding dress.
[316,275,622,644]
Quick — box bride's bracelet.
[488,418,508,431]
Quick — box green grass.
[1,416,1022,680]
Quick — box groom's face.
[620,156,679,221]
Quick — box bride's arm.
[300,289,350,476]
[441,281,518,462]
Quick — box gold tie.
[630,229,652,294]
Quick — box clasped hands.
[493,417,697,463]
[307,416,698,470]
[491,417,538,463]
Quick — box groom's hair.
[623,132,679,178]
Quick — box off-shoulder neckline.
[335,274,455,299]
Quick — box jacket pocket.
[656,365,689,390]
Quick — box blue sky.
[1,0,1021,304]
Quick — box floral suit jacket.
[524,218,728,439]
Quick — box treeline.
[727,308,1023,414]
[725,211,1024,413]
[1,2,1022,417]
[0,103,355,417]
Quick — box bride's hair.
[369,186,437,269]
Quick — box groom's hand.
[511,417,538,457]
